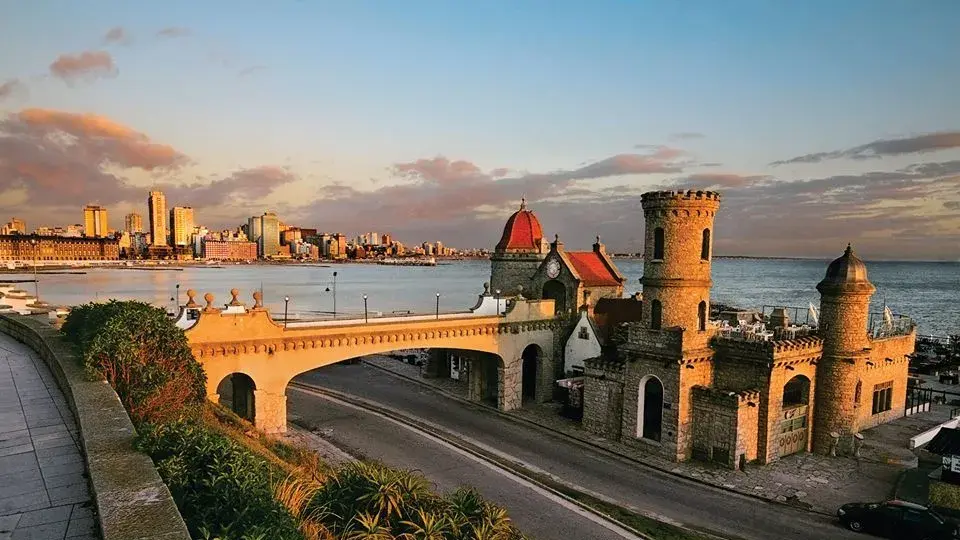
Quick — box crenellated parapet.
[640,190,721,214]
[714,335,824,364]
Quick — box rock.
[795,491,807,498]
[776,495,788,502]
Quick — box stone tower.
[813,244,876,454]
[490,199,548,296]
[639,190,721,336]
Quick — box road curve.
[287,384,640,540]
[293,363,860,540]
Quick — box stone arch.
[521,344,544,403]
[637,375,664,442]
[542,280,566,315]
[780,375,812,457]
[216,373,256,422]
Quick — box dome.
[817,244,875,294]
[495,199,544,252]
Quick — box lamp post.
[436,292,441,320]
[175,283,180,309]
[333,271,338,319]
[284,296,290,328]
[363,294,368,323]
[495,289,501,316]
[28,237,38,299]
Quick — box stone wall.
[857,331,915,432]
[582,358,625,439]
[691,387,760,468]
[490,253,544,297]
[0,314,190,540]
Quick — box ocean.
[3,258,958,337]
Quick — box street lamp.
[28,237,39,299]
[332,271,338,319]
[363,294,368,323]
[436,292,441,319]
[175,283,180,308]
[495,289,501,316]
[284,296,290,328]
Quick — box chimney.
[593,235,605,254]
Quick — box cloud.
[771,131,960,165]
[49,51,117,82]
[157,27,190,39]
[671,173,770,189]
[238,65,267,77]
[671,132,705,140]
[0,109,292,224]
[0,79,26,101]
[945,201,960,210]
[103,26,130,45]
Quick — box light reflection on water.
[3,258,957,336]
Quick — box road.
[293,363,860,540]
[287,385,636,540]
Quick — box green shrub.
[61,300,206,424]
[137,421,303,540]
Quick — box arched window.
[701,229,711,260]
[651,299,662,330]
[653,227,665,260]
[698,301,707,331]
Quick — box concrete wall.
[0,314,189,540]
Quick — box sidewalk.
[0,332,96,540]
[364,355,905,515]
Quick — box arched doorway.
[216,373,256,422]
[779,375,811,457]
[637,375,663,442]
[542,280,566,315]
[521,344,541,402]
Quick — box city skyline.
[1,1,959,260]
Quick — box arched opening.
[542,280,566,315]
[653,227,665,260]
[478,353,504,406]
[521,344,541,402]
[701,229,711,261]
[637,375,663,442]
[651,299,662,330]
[779,375,811,457]
[216,373,256,422]
[698,301,707,331]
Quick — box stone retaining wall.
[0,314,190,540]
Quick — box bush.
[137,421,303,540]
[62,300,207,425]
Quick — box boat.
[377,257,437,267]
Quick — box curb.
[362,359,835,518]
[290,381,658,540]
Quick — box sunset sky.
[1,1,959,260]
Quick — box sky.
[1,1,959,260]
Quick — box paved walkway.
[0,333,96,540]
[365,355,907,515]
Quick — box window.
[697,301,707,331]
[701,229,711,260]
[653,227,664,260]
[651,300,662,330]
[578,326,590,340]
[872,381,893,415]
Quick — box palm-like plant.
[345,512,395,540]
[399,508,452,540]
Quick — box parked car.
[837,500,959,539]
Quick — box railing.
[760,305,818,327]
[868,311,915,339]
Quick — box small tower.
[639,190,721,338]
[489,199,548,296]
[813,244,876,454]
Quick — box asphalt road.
[293,363,863,540]
[287,386,635,540]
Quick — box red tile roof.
[566,251,622,287]
[496,205,544,251]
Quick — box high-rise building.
[369,232,380,245]
[83,205,109,237]
[259,212,281,258]
[169,207,195,247]
[148,191,168,246]
[125,213,143,233]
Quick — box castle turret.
[490,199,548,296]
[812,244,876,453]
[639,190,721,342]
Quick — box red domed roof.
[496,199,544,252]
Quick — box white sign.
[941,455,960,473]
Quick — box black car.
[838,500,959,539]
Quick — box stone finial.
[185,289,199,308]
[520,197,526,210]
[516,285,525,300]
[203,292,215,310]
[596,235,601,244]
[554,233,559,242]
[229,288,242,306]
[483,282,490,295]
[252,290,263,308]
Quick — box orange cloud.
[49,51,117,82]
[15,108,184,170]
